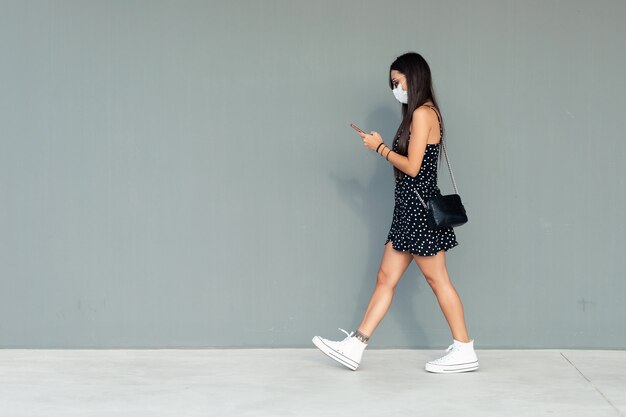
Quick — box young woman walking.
[312,52,478,373]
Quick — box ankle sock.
[354,329,370,344]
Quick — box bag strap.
[414,105,460,208]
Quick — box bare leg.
[355,241,413,337]
[413,249,470,342]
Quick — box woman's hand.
[357,130,384,152]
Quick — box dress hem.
[384,238,459,257]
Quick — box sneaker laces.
[446,340,472,352]
[428,343,458,364]
[337,328,355,344]
[441,343,459,359]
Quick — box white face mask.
[392,82,408,104]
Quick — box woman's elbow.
[406,160,421,178]
[408,166,420,177]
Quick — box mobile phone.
[350,123,366,134]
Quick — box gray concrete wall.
[1,0,624,348]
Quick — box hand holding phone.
[350,123,366,135]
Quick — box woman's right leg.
[355,240,413,338]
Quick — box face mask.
[392,82,408,104]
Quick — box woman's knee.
[414,251,450,290]
[423,271,451,291]
[376,268,398,289]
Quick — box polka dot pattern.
[385,116,459,256]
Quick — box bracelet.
[385,148,392,160]
[375,142,385,153]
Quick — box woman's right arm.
[382,107,430,177]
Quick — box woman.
[312,52,478,373]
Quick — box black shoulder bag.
[415,108,468,230]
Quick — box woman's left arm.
[363,107,431,177]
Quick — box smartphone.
[350,123,366,134]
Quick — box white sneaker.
[312,328,367,370]
[425,338,479,373]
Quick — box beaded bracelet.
[375,142,385,153]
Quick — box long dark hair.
[389,52,445,179]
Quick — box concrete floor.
[0,348,624,417]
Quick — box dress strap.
[424,105,443,140]
[413,104,461,208]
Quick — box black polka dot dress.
[384,106,459,256]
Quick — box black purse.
[414,132,468,230]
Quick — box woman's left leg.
[413,249,479,373]
[412,249,469,342]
